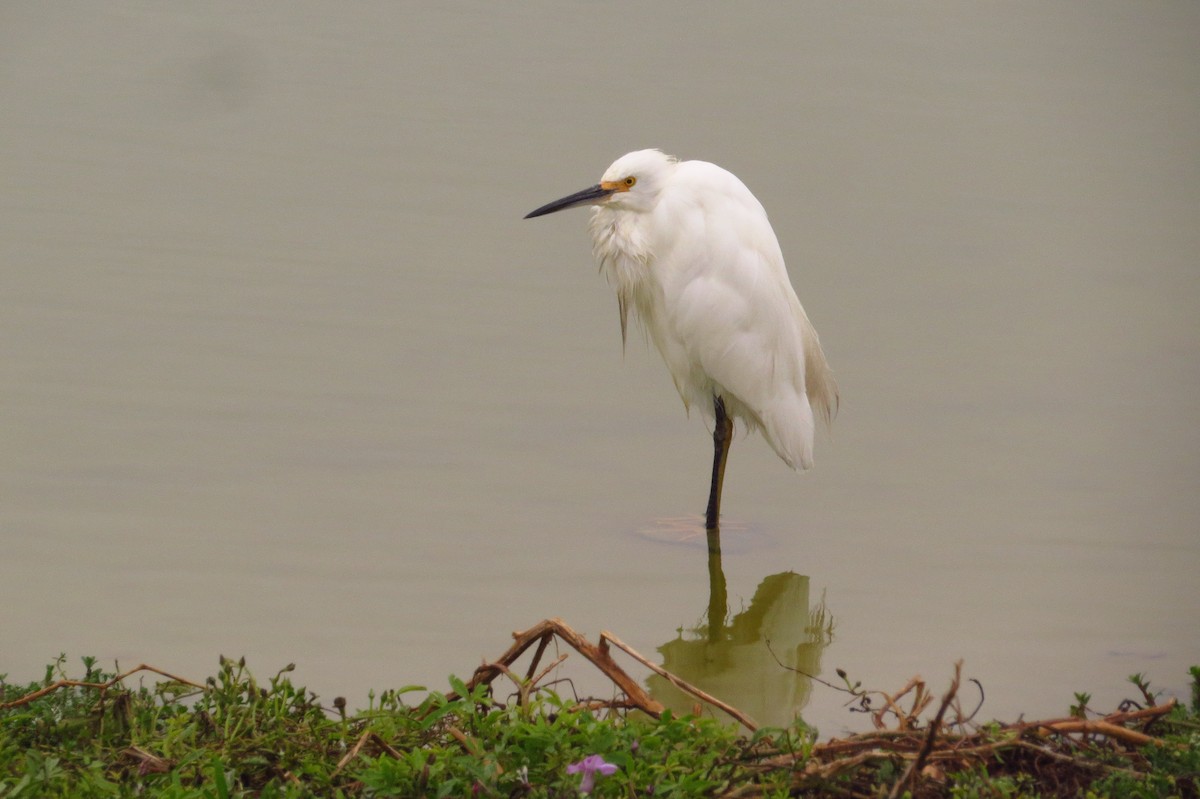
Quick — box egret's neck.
[589,207,651,290]
[588,206,657,345]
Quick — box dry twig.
[0,664,204,710]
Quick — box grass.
[1,653,1197,798]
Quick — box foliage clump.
[0,654,809,797]
[1,650,1197,798]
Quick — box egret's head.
[598,149,674,212]
[524,149,676,219]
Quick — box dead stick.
[528,653,570,691]
[870,676,927,730]
[1102,698,1176,724]
[888,660,961,799]
[810,749,898,779]
[460,619,664,716]
[447,725,479,755]
[1036,719,1160,747]
[333,730,372,774]
[1,664,205,710]
[600,629,757,731]
[333,730,402,775]
[524,633,553,682]
[476,659,530,705]
[464,620,564,694]
[477,653,567,708]
[1007,698,1176,735]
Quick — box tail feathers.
[761,394,816,471]
[806,355,838,430]
[761,323,836,470]
[801,318,839,429]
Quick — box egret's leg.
[705,396,734,531]
[705,527,728,640]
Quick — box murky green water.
[2,3,1197,734]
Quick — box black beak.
[524,184,616,219]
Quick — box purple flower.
[566,754,618,794]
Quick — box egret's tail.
[761,394,816,471]
[800,310,839,430]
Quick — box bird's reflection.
[647,531,832,729]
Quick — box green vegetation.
[1,654,1197,798]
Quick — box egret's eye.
[624,176,637,188]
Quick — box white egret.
[525,149,837,531]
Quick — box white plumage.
[526,149,836,528]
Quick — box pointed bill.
[524,184,616,219]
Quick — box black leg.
[705,527,728,641]
[705,395,733,531]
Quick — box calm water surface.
[2,3,1198,734]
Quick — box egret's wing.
[653,162,833,469]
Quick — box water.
[2,2,1198,734]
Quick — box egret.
[525,149,837,531]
